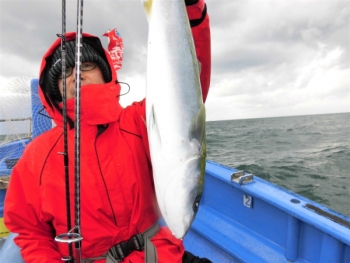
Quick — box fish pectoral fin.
[190,104,206,148]
[148,104,162,146]
[189,105,206,196]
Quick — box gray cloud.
[0,0,148,78]
[1,0,349,121]
[211,0,349,73]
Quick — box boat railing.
[0,117,32,144]
[0,176,9,190]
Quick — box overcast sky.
[0,0,349,121]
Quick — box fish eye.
[192,194,202,212]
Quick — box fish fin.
[148,104,162,145]
[190,104,206,149]
[190,104,206,198]
[140,0,152,21]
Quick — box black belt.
[83,222,160,263]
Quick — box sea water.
[206,112,350,217]
[1,112,349,217]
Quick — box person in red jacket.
[4,0,211,262]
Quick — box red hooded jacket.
[4,2,211,262]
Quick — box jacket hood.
[38,32,123,127]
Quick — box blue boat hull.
[1,160,349,262]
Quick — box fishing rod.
[72,0,84,261]
[55,0,74,261]
[55,0,84,262]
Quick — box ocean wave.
[206,112,350,217]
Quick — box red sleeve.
[187,0,211,102]
[4,149,62,263]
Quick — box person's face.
[58,62,106,100]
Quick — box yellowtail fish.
[141,0,206,239]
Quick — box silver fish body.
[141,0,206,239]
